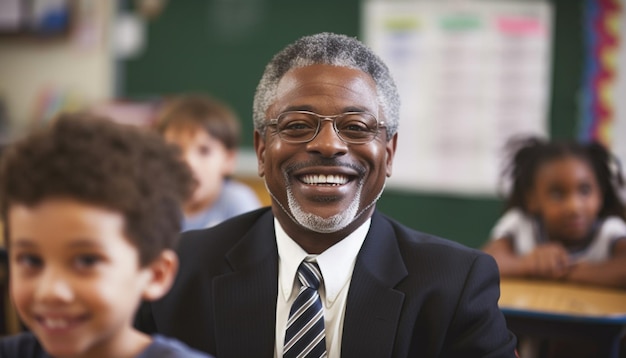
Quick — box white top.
[274,218,370,358]
[490,208,626,262]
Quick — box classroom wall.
[120,0,584,248]
[0,1,115,136]
[376,0,584,248]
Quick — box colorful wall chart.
[363,1,552,196]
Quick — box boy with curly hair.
[0,113,212,357]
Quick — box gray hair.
[253,32,400,141]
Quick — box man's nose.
[305,120,348,157]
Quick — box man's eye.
[340,121,370,132]
[282,121,315,131]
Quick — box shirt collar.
[276,217,370,304]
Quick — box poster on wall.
[363,1,552,196]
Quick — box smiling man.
[136,32,517,358]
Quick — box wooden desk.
[499,278,626,357]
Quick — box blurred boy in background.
[155,94,261,231]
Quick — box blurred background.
[0,0,624,249]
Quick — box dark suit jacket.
[136,207,517,358]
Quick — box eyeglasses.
[266,110,385,144]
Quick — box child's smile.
[8,198,153,358]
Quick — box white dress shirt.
[273,218,370,358]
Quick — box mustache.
[284,158,366,177]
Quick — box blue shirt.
[0,332,213,357]
[183,179,262,231]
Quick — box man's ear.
[385,133,398,177]
[141,249,178,301]
[254,130,266,178]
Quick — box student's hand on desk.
[562,254,626,289]
[521,243,571,279]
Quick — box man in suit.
[136,32,517,357]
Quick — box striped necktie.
[283,260,327,358]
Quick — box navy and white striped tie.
[283,261,327,358]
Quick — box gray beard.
[266,176,385,233]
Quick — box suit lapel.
[213,211,279,358]
[211,211,408,357]
[341,212,408,358]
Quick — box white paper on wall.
[363,0,552,196]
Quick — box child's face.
[8,198,156,357]
[529,156,602,245]
[164,125,236,213]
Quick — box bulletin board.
[363,1,553,196]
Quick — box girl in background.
[482,136,626,289]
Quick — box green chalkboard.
[121,0,584,248]
[122,0,362,145]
